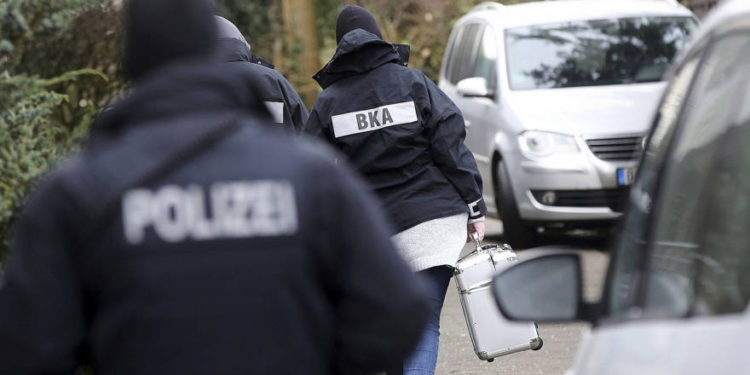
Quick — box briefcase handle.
[471,231,482,252]
[470,231,513,254]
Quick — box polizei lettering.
[122,180,298,245]
[332,101,418,138]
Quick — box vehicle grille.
[531,188,629,212]
[586,136,643,161]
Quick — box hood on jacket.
[313,29,410,89]
[217,38,252,63]
[216,16,251,50]
[335,5,383,44]
[214,16,275,69]
[124,0,217,81]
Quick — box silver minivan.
[439,0,696,248]
[493,1,750,373]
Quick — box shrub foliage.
[0,0,121,260]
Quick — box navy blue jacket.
[218,37,309,132]
[0,62,427,375]
[304,30,487,233]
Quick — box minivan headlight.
[518,131,579,158]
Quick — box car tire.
[496,159,537,249]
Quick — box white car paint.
[507,83,666,137]
[490,0,694,30]
[570,309,750,375]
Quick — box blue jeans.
[398,266,454,375]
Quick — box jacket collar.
[217,38,275,69]
[218,38,251,63]
[313,29,410,89]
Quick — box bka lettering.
[356,108,394,130]
[122,180,298,244]
[331,101,417,138]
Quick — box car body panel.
[570,309,750,375]
[506,83,665,137]
[487,0,694,30]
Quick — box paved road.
[435,219,610,375]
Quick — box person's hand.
[466,222,486,243]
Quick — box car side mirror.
[492,253,595,322]
[456,77,494,99]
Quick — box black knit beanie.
[335,5,383,44]
[124,0,217,80]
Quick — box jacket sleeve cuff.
[467,198,487,221]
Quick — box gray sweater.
[391,213,468,272]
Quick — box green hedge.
[0,0,121,261]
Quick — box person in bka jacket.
[0,1,428,374]
[303,5,487,375]
[215,15,309,132]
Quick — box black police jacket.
[304,29,487,233]
[217,37,309,132]
[0,62,427,375]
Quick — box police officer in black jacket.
[304,6,487,375]
[215,16,309,131]
[305,8,487,235]
[0,1,428,374]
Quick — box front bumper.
[509,135,641,222]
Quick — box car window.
[472,25,498,91]
[449,23,481,84]
[444,26,464,84]
[644,33,750,318]
[692,89,750,316]
[607,53,702,318]
[505,17,696,90]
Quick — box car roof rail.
[471,2,504,13]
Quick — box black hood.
[124,0,217,81]
[313,29,410,89]
[90,62,271,142]
[335,5,383,44]
[217,38,252,63]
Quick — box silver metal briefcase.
[453,234,543,361]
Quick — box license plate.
[617,167,636,186]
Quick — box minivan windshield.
[505,17,696,90]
